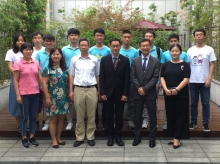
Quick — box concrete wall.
[210,79,220,106]
[0,84,9,111]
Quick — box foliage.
[180,0,220,80]
[146,3,158,22]
[66,0,143,32]
[0,0,47,85]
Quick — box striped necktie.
[113,57,117,70]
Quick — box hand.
[121,95,127,101]
[165,89,172,96]
[46,97,51,106]
[101,95,107,101]
[204,79,211,88]
[171,89,178,95]
[16,95,22,104]
[69,91,74,101]
[97,90,101,101]
[138,87,145,96]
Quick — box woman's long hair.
[12,33,26,53]
[49,47,66,71]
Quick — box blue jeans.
[19,94,39,136]
[190,83,210,124]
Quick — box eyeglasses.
[95,35,104,37]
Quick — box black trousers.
[104,97,125,138]
[134,97,157,140]
[165,96,189,139]
[95,102,106,126]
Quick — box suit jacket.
[131,55,160,100]
[100,54,130,99]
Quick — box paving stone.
[125,147,164,153]
[0,143,15,148]
[166,157,211,163]
[44,148,85,156]
[3,151,45,157]
[160,139,197,144]
[0,157,41,162]
[163,146,204,153]
[0,148,11,152]
[206,152,220,158]
[209,158,220,163]
[13,142,51,148]
[197,140,220,145]
[203,148,220,153]
[125,152,165,157]
[165,152,208,158]
[200,145,220,149]
[124,156,167,162]
[162,143,201,148]
[0,140,18,144]
[82,157,123,162]
[40,156,82,162]
[84,151,124,157]
[9,147,48,152]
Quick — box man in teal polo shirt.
[160,33,188,130]
[119,30,138,130]
[35,34,55,131]
[62,28,80,130]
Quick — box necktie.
[113,57,117,70]
[142,57,147,74]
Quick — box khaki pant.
[74,86,98,141]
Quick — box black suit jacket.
[100,54,130,99]
[131,55,160,100]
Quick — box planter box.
[0,84,9,111]
[211,79,220,106]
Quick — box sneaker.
[189,122,197,130]
[203,124,210,132]
[17,126,21,133]
[21,138,29,148]
[127,121,135,130]
[66,122,73,130]
[29,137,39,146]
[142,118,148,128]
[42,124,49,131]
[163,123,167,130]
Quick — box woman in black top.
[160,44,190,149]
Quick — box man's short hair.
[93,28,105,36]
[43,34,55,41]
[193,28,206,36]
[122,30,131,35]
[144,30,156,38]
[32,31,43,39]
[78,38,90,46]
[109,38,121,45]
[139,38,152,46]
[68,28,80,36]
[168,33,179,41]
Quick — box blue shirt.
[62,44,80,68]
[35,48,49,73]
[149,45,163,60]
[89,46,111,62]
[119,47,138,66]
[160,50,188,64]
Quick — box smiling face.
[44,39,54,49]
[139,41,151,56]
[170,46,181,60]
[22,47,33,60]
[50,49,62,63]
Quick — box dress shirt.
[69,54,100,86]
[111,54,119,64]
[141,54,150,68]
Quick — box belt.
[75,85,95,88]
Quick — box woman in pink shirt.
[13,42,41,148]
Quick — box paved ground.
[0,137,220,163]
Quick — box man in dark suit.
[100,38,130,146]
[131,38,160,148]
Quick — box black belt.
[75,85,95,88]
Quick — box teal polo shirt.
[89,45,111,62]
[35,48,49,73]
[160,50,188,64]
[62,44,80,68]
[120,47,139,66]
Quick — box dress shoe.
[87,140,95,146]
[173,142,181,149]
[115,137,124,146]
[168,142,174,145]
[52,145,59,148]
[132,138,141,146]
[149,140,156,148]
[73,141,84,147]
[107,138,114,146]
[58,141,65,145]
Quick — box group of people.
[5,27,216,149]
